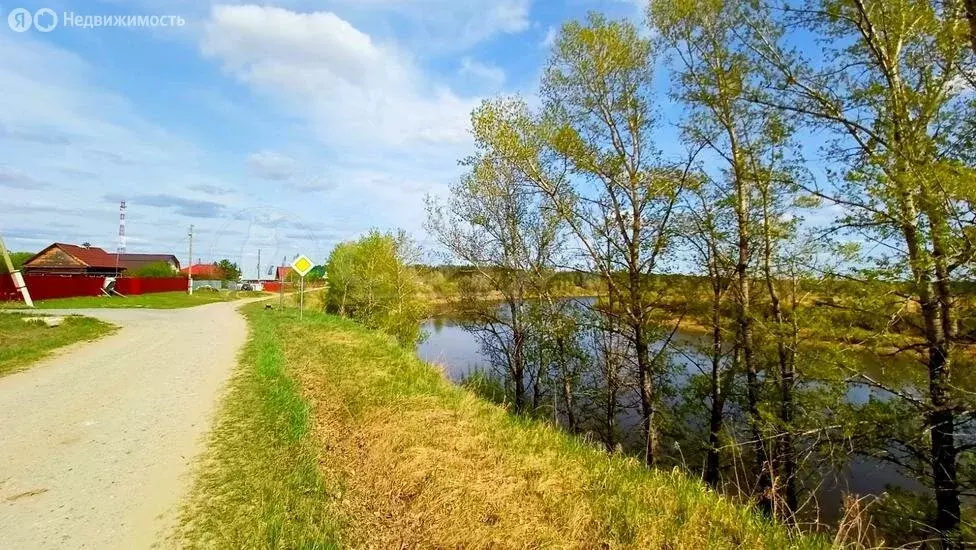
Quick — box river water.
[417,313,926,523]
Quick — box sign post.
[290,255,314,320]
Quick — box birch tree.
[747,0,976,544]
[529,14,688,465]
[426,98,565,413]
[651,0,802,511]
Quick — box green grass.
[0,313,116,377]
[2,290,268,310]
[179,304,826,548]
[172,305,344,549]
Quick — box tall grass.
[266,306,826,548]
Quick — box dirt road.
[0,301,252,548]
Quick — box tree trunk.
[627,258,658,465]
[922,256,961,549]
[760,190,797,518]
[931,216,961,549]
[902,203,961,547]
[924,297,960,549]
[768,282,797,517]
[736,207,771,513]
[605,377,618,452]
[705,279,725,488]
[635,323,658,466]
[602,280,619,452]
[510,301,527,413]
[532,334,544,413]
[562,376,577,433]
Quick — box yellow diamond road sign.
[291,255,314,277]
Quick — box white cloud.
[201,5,477,152]
[0,34,242,254]
[459,57,506,89]
[319,0,532,51]
[1,2,524,259]
[542,26,558,48]
[287,177,336,193]
[462,0,531,44]
[0,165,47,189]
[247,150,297,180]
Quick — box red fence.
[261,281,292,293]
[0,274,189,302]
[0,274,105,301]
[115,277,187,295]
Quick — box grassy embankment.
[174,303,823,549]
[0,313,115,377]
[1,290,268,310]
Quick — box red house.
[22,243,182,276]
[22,243,125,276]
[180,263,223,279]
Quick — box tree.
[127,261,178,278]
[652,0,806,510]
[215,259,242,281]
[0,252,33,274]
[426,98,566,412]
[510,14,691,465]
[325,242,357,315]
[678,174,737,489]
[324,230,429,346]
[749,0,976,544]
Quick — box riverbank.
[174,304,822,548]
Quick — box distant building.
[118,253,180,272]
[180,263,223,279]
[273,265,324,281]
[23,243,124,276]
[276,266,293,281]
[22,243,182,277]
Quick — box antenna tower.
[115,200,127,270]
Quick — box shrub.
[126,261,178,278]
[325,230,429,345]
[0,252,33,274]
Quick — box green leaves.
[215,259,242,281]
[324,231,428,346]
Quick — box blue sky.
[0,0,647,277]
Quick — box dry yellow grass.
[277,311,823,549]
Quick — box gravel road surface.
[0,301,251,548]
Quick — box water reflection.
[417,306,931,524]
[418,319,487,379]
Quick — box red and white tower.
[115,200,126,269]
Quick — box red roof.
[180,263,223,278]
[24,243,182,273]
[276,266,293,280]
[49,243,118,268]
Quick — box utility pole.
[257,249,261,281]
[187,225,194,295]
[0,234,33,307]
[279,255,285,309]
